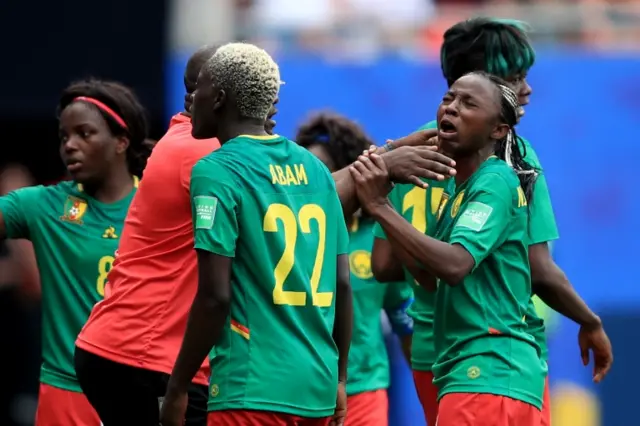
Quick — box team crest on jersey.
[349,250,373,279]
[102,226,118,239]
[60,196,88,224]
[450,191,465,218]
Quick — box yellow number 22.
[96,255,115,297]
[263,203,333,307]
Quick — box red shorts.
[541,377,551,426]
[412,370,438,425]
[438,392,541,426]
[346,389,388,426]
[35,383,101,426]
[208,410,331,426]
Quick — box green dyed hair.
[440,18,536,86]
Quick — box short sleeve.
[527,173,559,245]
[0,186,43,239]
[449,174,512,268]
[190,160,240,257]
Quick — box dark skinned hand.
[160,391,188,426]
[349,152,393,216]
[376,129,456,188]
[578,322,613,383]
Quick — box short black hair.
[58,79,151,177]
[441,18,536,86]
[295,112,373,171]
[469,71,538,203]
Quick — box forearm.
[374,204,468,284]
[333,167,359,219]
[333,274,353,382]
[166,293,229,395]
[333,146,390,219]
[533,264,600,328]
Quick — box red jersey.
[76,114,219,385]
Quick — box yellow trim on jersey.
[238,134,280,140]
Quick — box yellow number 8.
[96,255,115,297]
[263,203,333,307]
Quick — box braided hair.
[470,72,538,203]
[57,79,152,177]
[295,112,373,171]
[441,18,535,86]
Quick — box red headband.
[73,96,128,130]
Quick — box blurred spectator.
[0,164,41,426]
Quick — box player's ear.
[491,124,509,141]
[115,136,130,155]
[212,89,226,112]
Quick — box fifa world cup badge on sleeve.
[456,202,492,231]
[194,196,218,229]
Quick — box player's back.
[196,134,345,418]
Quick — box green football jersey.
[190,134,349,418]
[372,119,452,372]
[346,216,412,396]
[520,137,559,362]
[0,180,137,392]
[432,157,546,409]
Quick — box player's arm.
[525,173,612,381]
[333,130,456,218]
[525,173,600,327]
[0,186,41,242]
[334,254,353,384]
[357,155,509,287]
[333,207,353,383]
[165,163,239,399]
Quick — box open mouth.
[439,118,457,136]
[66,161,82,172]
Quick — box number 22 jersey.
[0,179,137,392]
[191,134,349,418]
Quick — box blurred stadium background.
[1,0,639,424]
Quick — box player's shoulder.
[417,119,437,131]
[475,158,520,191]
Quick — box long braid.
[470,72,538,203]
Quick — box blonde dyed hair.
[204,43,280,120]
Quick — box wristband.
[383,141,396,152]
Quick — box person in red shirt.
[74,45,221,426]
[74,45,457,426]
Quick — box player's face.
[504,72,532,121]
[59,102,128,183]
[265,97,279,135]
[307,144,336,172]
[191,69,224,139]
[436,74,508,158]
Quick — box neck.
[454,145,494,187]
[218,118,269,145]
[82,164,134,203]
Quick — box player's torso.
[32,182,135,390]
[346,217,389,395]
[208,135,341,416]
[432,160,544,403]
[387,179,451,370]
